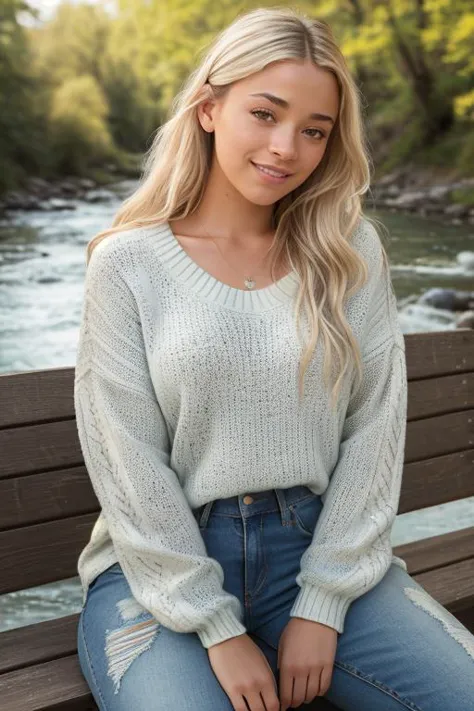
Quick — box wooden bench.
[0,328,473,711]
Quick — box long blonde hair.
[86,5,390,411]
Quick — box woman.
[74,6,474,711]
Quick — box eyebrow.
[249,92,335,124]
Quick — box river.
[1,180,473,631]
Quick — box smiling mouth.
[251,162,292,179]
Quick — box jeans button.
[243,495,254,504]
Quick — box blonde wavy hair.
[86,5,390,412]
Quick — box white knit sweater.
[74,217,408,649]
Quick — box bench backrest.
[1,329,473,595]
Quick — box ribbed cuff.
[392,554,408,571]
[290,585,353,634]
[197,607,247,649]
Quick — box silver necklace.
[206,229,276,290]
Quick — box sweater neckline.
[153,221,300,313]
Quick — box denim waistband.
[192,484,317,527]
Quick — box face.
[197,58,340,206]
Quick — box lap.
[78,503,474,711]
[77,563,234,711]
[254,561,474,711]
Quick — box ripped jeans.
[77,485,474,710]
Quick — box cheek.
[301,144,327,172]
[215,119,255,165]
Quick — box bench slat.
[398,448,474,513]
[404,329,474,379]
[407,371,473,420]
[0,419,82,480]
[414,557,474,612]
[1,403,472,481]
[1,448,473,538]
[0,367,74,428]
[405,409,474,462]
[393,526,474,574]
[0,467,98,532]
[0,614,79,676]
[2,491,474,595]
[0,513,96,595]
[0,331,471,430]
[0,655,97,711]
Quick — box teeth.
[255,164,287,178]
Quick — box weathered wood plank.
[0,331,472,429]
[1,446,472,531]
[407,371,474,420]
[0,467,99,531]
[0,614,79,675]
[404,409,474,463]
[413,557,474,612]
[398,448,474,513]
[1,404,472,484]
[0,655,97,711]
[394,526,474,574]
[404,329,474,379]
[0,420,82,480]
[0,513,97,594]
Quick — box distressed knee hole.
[404,587,474,661]
[105,597,160,693]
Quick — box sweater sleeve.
[73,237,247,649]
[290,228,408,634]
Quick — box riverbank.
[1,163,473,226]
[372,165,474,226]
[0,163,141,216]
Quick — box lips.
[251,161,292,177]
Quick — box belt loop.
[274,489,291,526]
[198,501,214,529]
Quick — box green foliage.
[0,0,473,194]
[0,0,51,191]
[49,75,114,174]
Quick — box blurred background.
[0,0,473,632]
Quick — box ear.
[197,84,219,134]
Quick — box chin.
[246,193,283,207]
[238,184,290,206]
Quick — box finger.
[279,672,294,711]
[291,673,309,708]
[319,663,334,696]
[306,667,323,701]
[261,684,280,711]
[242,690,266,710]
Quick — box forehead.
[229,59,339,117]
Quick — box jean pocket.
[290,494,322,537]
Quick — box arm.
[290,226,408,634]
[74,236,246,649]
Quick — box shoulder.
[88,226,144,269]
[86,224,160,284]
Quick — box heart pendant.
[244,278,256,289]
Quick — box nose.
[269,128,298,161]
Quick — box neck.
[191,155,276,247]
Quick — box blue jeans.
[77,485,474,710]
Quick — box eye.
[250,109,326,140]
[251,109,274,122]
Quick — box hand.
[277,617,338,710]
[208,632,280,711]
